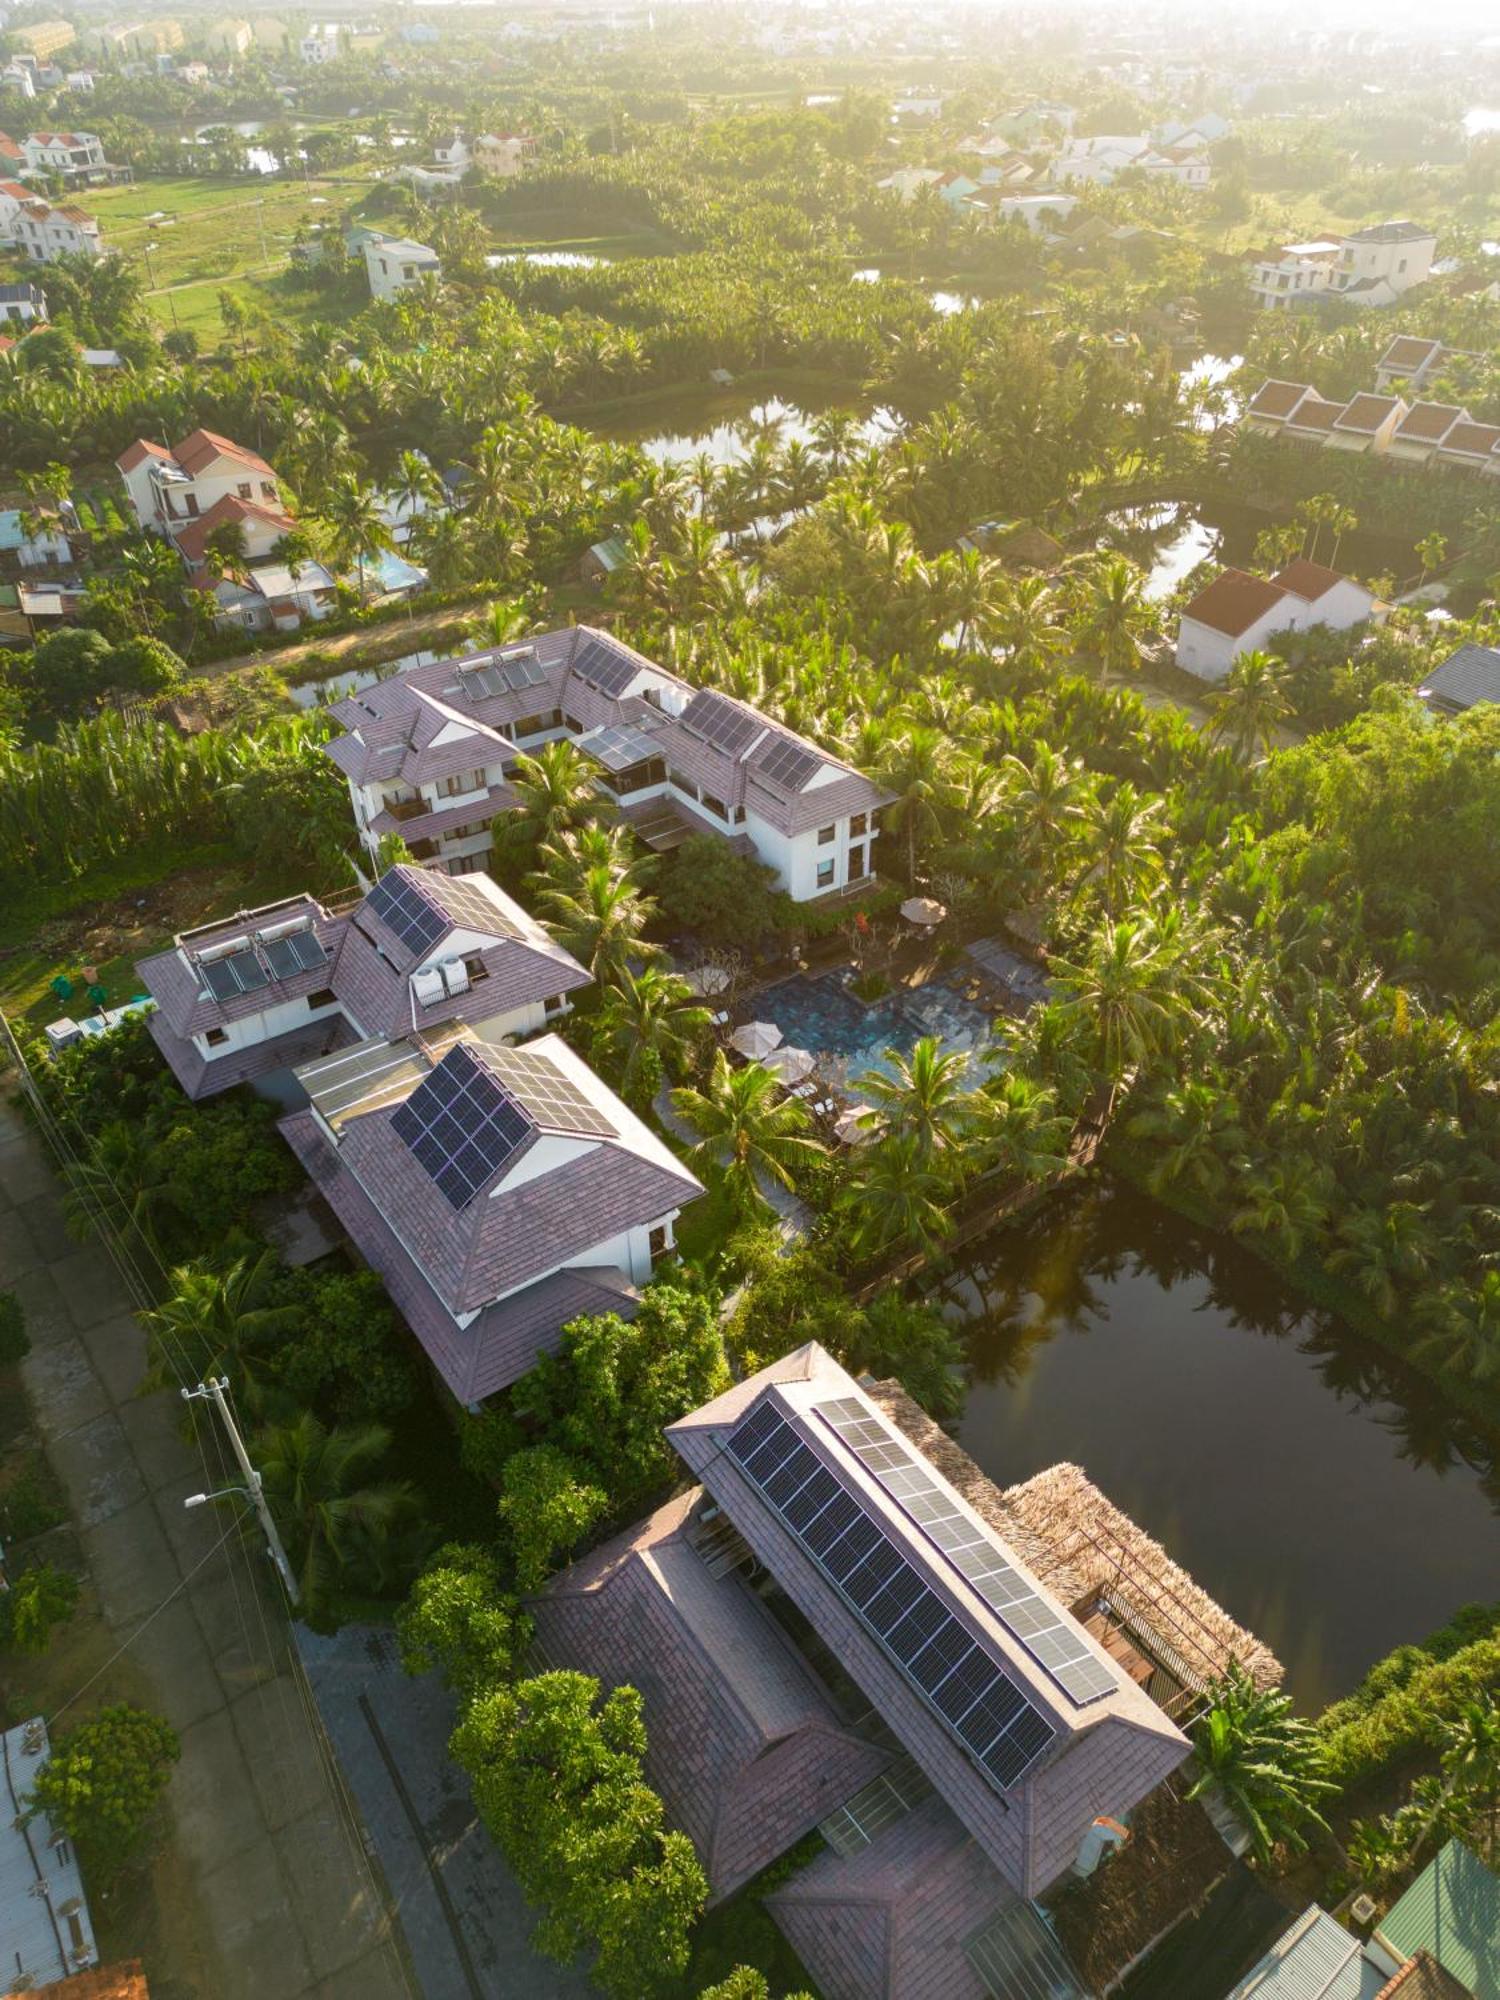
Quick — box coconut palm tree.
[837,1131,955,1263]
[392,448,445,531]
[254,1411,420,1615]
[538,862,660,984]
[856,1036,981,1158]
[1207,650,1293,763]
[1186,1662,1335,1864]
[874,726,958,883]
[319,473,396,601]
[670,1053,823,1218]
[464,597,533,649]
[592,964,712,1096]
[1079,781,1165,914]
[1049,915,1204,1087]
[143,1250,299,1408]
[63,1118,181,1258]
[972,1072,1073,1185]
[1075,553,1151,683]
[503,740,602,858]
[1230,1153,1334,1263]
[988,573,1066,677]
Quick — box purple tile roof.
[137,897,346,1038]
[319,1032,700,1314]
[280,1104,644,1399]
[325,682,519,788]
[534,1490,894,1901]
[321,625,891,840]
[767,1795,1010,2000]
[667,1345,1189,1901]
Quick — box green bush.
[0,1562,79,1655]
[1318,1602,1500,1732]
[28,1704,180,1880]
[1317,1634,1500,1786]
[0,1292,30,1367]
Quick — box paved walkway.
[0,1089,413,2000]
[299,1625,595,2000]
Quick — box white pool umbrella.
[834,1104,880,1145]
[682,963,730,996]
[765,1045,815,1085]
[730,1021,783,1061]
[900,896,948,927]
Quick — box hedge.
[1317,1601,1500,1733]
[1316,1632,1500,1787]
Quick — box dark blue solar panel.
[367,871,447,957]
[391,1044,533,1209]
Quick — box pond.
[595,388,901,468]
[940,1181,1500,1712]
[1098,496,1421,604]
[485,249,607,270]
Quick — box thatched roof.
[866,1381,1282,1692]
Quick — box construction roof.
[1181,567,1289,639]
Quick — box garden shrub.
[1317,1634,1500,1785]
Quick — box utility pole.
[182,1377,300,1607]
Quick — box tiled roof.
[116,437,173,473]
[1181,568,1289,638]
[1285,396,1345,433]
[667,1345,1189,1901]
[1346,219,1434,243]
[1270,559,1350,604]
[535,1490,892,1900]
[1375,1955,1472,2000]
[294,1029,700,1317]
[175,493,293,566]
[1380,334,1444,373]
[1417,641,1500,712]
[136,897,345,1037]
[1246,380,1312,421]
[1394,402,1466,443]
[1439,420,1500,459]
[280,1106,647,1399]
[26,1962,151,2000]
[173,426,275,478]
[1334,393,1402,433]
[767,1794,1011,2000]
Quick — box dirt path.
[188,604,473,685]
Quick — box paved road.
[299,1625,596,2000]
[0,1088,413,2000]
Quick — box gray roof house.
[323,624,892,902]
[135,863,592,1099]
[535,1343,1280,2000]
[1416,642,1500,717]
[278,1028,703,1402]
[0,1716,99,1985]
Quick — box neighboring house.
[1374,334,1480,394]
[891,92,944,119]
[536,1343,1280,2000]
[135,863,592,1101]
[400,22,442,43]
[1365,1839,1500,1998]
[0,278,46,323]
[1049,135,1150,185]
[993,192,1078,233]
[1387,401,1471,464]
[0,507,72,567]
[1176,562,1383,681]
[431,132,471,173]
[7,197,103,262]
[299,25,341,62]
[206,18,255,55]
[322,625,893,896]
[1,64,37,99]
[987,100,1076,146]
[0,1717,100,1985]
[1249,239,1345,311]
[1156,112,1231,148]
[876,168,979,207]
[472,131,537,176]
[8,19,77,60]
[1223,1905,1391,1998]
[362,233,441,302]
[1337,220,1438,304]
[580,535,628,585]
[117,429,285,537]
[1244,375,1499,474]
[1417,642,1500,716]
[279,1022,702,1402]
[64,71,97,93]
[21,129,108,179]
[1327,392,1408,453]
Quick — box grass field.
[85,170,373,341]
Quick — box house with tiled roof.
[1373,334,1482,395]
[1176,561,1383,682]
[134,863,592,1100]
[1336,221,1438,306]
[4,195,102,262]
[19,130,109,181]
[0,1717,100,1987]
[116,428,282,537]
[1417,642,1500,717]
[1328,392,1408,453]
[324,625,893,896]
[536,1344,1279,2000]
[1388,401,1471,464]
[279,1028,702,1402]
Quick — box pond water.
[485,249,607,270]
[941,1181,1500,1712]
[1098,496,1419,604]
[1180,351,1243,430]
[597,390,901,468]
[1463,106,1500,138]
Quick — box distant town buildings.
[1049,134,1211,188]
[0,278,47,325]
[1176,561,1384,681]
[7,18,77,60]
[298,23,342,63]
[205,17,254,55]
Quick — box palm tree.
[972,1072,1072,1184]
[1230,1154,1333,1263]
[1049,916,1203,1087]
[1186,1662,1336,1864]
[254,1412,420,1615]
[1079,782,1165,914]
[319,473,396,601]
[63,1117,181,1257]
[538,862,659,984]
[837,1132,955,1264]
[504,740,602,857]
[989,574,1066,677]
[856,1036,980,1158]
[591,964,711,1095]
[143,1251,298,1408]
[874,726,958,883]
[1207,650,1293,763]
[1001,743,1087,885]
[392,447,445,532]
[464,597,533,649]
[1126,1082,1246,1201]
[1076,554,1151,683]
[670,1052,823,1218]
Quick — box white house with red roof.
[1176,561,1383,682]
[21,130,107,178]
[6,195,102,261]
[117,426,286,536]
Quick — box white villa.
[1049,135,1210,188]
[1176,561,1383,682]
[362,233,441,302]
[4,194,103,261]
[1250,220,1437,312]
[323,626,892,898]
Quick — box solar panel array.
[365,871,448,957]
[390,1043,533,1208]
[727,1399,1055,1791]
[577,723,663,774]
[426,874,525,943]
[200,947,270,1001]
[816,1397,1118,1707]
[680,688,763,758]
[260,928,328,980]
[458,648,550,699]
[486,1044,614,1137]
[573,634,638,699]
[751,731,822,793]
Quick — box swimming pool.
[752,971,993,1089]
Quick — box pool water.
[754,972,992,1090]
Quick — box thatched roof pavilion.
[867,1380,1282,1694]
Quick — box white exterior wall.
[363,239,440,302]
[1339,235,1435,297]
[191,985,341,1067]
[1299,581,1378,631]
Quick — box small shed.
[580,535,627,586]
[1373,1840,1500,1999]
